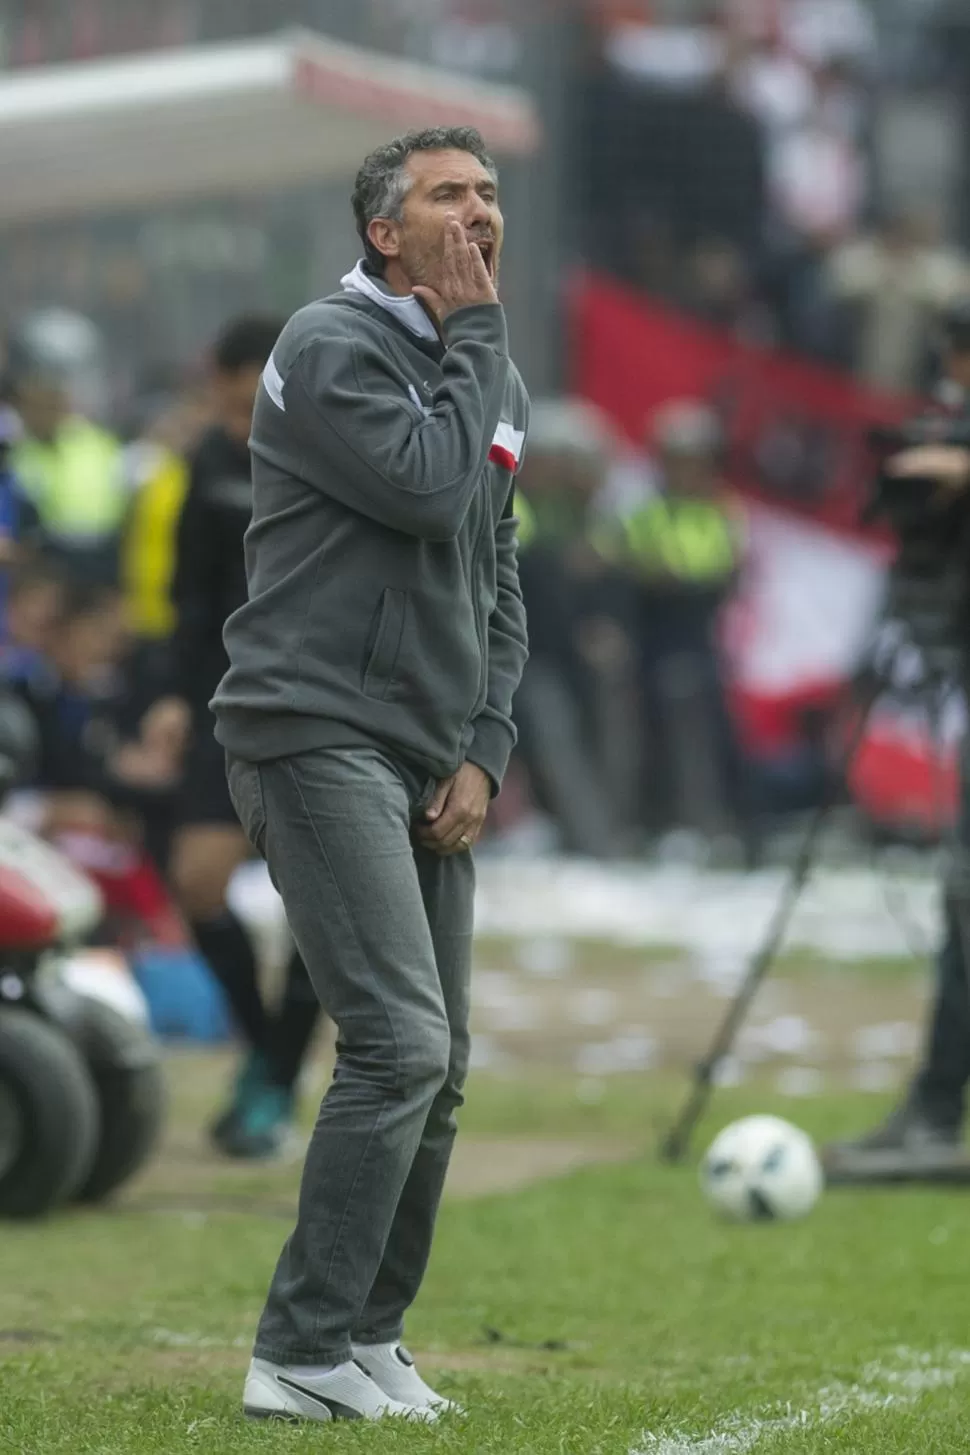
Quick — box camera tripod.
[659,620,961,1165]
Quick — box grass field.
[3,942,969,1454]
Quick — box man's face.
[373,148,503,289]
[213,364,262,447]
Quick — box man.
[141,317,322,1159]
[212,126,529,1420]
[826,301,970,1182]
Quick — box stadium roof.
[0,29,541,227]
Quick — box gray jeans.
[227,746,474,1366]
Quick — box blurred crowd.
[583,0,970,395]
[0,307,757,872]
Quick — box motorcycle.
[0,694,166,1217]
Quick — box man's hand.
[412,216,498,324]
[886,444,970,491]
[415,761,491,855]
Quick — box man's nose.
[464,192,491,228]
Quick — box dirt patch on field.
[444,1135,637,1199]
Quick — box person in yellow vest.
[7,310,127,586]
[597,399,757,855]
[608,400,744,597]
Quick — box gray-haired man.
[212,127,529,1421]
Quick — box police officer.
[826,300,970,1182]
[6,310,126,585]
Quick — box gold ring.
[459,833,473,849]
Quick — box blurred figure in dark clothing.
[0,558,68,682]
[582,61,766,293]
[596,399,756,855]
[681,236,776,344]
[5,580,134,840]
[141,316,322,1160]
[0,405,42,565]
[513,399,628,856]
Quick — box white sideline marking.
[634,1349,970,1454]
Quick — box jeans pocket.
[226,754,267,856]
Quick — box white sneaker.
[242,1356,431,1422]
[352,1341,461,1414]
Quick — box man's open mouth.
[473,239,495,277]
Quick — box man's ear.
[366,218,400,264]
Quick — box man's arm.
[281,304,509,542]
[466,485,529,793]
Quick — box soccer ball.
[700,1115,823,1221]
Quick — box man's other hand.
[412,216,498,324]
[415,761,491,854]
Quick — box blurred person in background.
[596,399,756,858]
[512,398,625,857]
[0,558,68,682]
[825,207,970,392]
[5,309,128,585]
[826,301,970,1181]
[764,106,867,357]
[679,234,776,343]
[585,9,767,300]
[117,366,210,770]
[141,315,322,1161]
[6,578,132,840]
[0,404,41,565]
[121,367,200,655]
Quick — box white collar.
[340,260,439,342]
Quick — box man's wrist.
[441,303,508,355]
[465,715,516,798]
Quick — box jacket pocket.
[362,588,408,701]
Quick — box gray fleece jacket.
[211,263,530,791]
